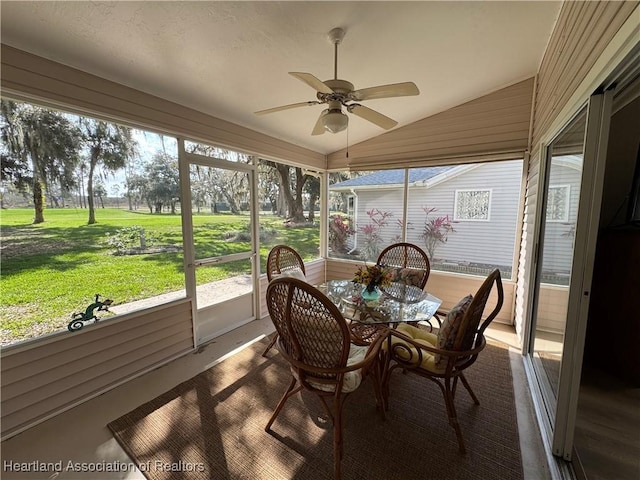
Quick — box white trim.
[420,164,480,189]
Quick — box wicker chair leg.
[261,333,279,357]
[333,395,345,480]
[459,373,480,405]
[265,377,300,432]
[370,360,387,418]
[443,378,466,454]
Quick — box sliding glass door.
[527,90,613,460]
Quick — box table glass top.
[318,280,442,325]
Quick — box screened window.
[328,170,404,262]
[330,160,523,280]
[257,159,320,272]
[454,189,491,221]
[0,99,184,346]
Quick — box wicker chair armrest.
[387,329,485,369]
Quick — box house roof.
[331,166,456,189]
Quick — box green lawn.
[0,207,319,344]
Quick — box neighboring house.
[331,158,581,281]
[539,155,583,280]
[331,160,523,268]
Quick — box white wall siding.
[516,1,638,340]
[1,299,193,439]
[539,163,583,274]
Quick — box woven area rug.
[108,337,523,480]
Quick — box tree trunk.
[32,179,45,224]
[276,163,307,222]
[308,195,316,223]
[87,160,97,224]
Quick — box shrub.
[358,209,393,262]
[420,207,455,260]
[105,225,157,255]
[328,214,354,254]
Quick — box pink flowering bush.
[420,206,456,260]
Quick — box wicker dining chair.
[263,245,307,357]
[377,242,431,290]
[377,242,437,328]
[382,268,504,453]
[265,277,386,480]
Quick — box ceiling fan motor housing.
[317,79,355,104]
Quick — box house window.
[546,185,570,222]
[347,195,356,220]
[454,189,491,221]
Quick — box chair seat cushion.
[305,343,369,393]
[387,267,425,287]
[272,268,307,282]
[388,323,445,373]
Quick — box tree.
[1,100,81,223]
[80,119,135,224]
[142,152,180,213]
[93,182,107,208]
[262,160,313,223]
[305,175,320,223]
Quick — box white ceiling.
[1,1,561,155]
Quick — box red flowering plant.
[420,206,456,260]
[353,264,393,293]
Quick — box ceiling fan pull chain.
[346,125,349,158]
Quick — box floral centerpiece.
[353,264,392,299]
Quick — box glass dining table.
[318,279,442,342]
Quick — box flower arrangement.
[353,264,393,292]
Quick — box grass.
[0,207,319,344]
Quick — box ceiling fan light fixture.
[322,110,349,133]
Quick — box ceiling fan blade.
[289,72,334,94]
[311,111,327,136]
[255,101,320,115]
[348,104,398,130]
[350,82,420,101]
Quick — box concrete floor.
[0,320,550,480]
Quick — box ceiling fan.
[254,27,420,135]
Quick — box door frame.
[177,138,260,346]
[524,89,613,462]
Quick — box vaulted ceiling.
[0,1,561,155]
